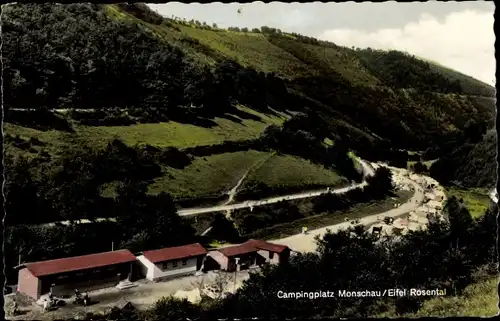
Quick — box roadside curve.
[270,163,427,253]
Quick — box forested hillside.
[3,3,495,151]
[430,129,497,189]
[3,3,495,224]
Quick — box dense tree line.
[115,3,164,25]
[352,49,463,94]
[289,75,491,151]
[5,139,164,225]
[4,184,197,284]
[3,4,182,111]
[260,25,283,34]
[2,4,289,123]
[429,129,496,188]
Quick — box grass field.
[267,35,379,85]
[347,151,362,172]
[149,150,267,199]
[76,111,287,149]
[178,25,313,78]
[445,187,491,218]
[6,106,347,206]
[5,106,289,156]
[242,153,346,191]
[147,150,346,200]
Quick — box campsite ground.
[4,270,252,320]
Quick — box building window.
[162,263,168,270]
[182,259,187,266]
[172,260,178,268]
[269,252,274,259]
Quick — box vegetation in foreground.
[82,197,497,320]
[378,269,498,317]
[408,277,498,317]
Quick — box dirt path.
[222,153,274,206]
[38,159,374,225]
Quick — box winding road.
[271,164,436,253]
[37,157,446,258]
[178,159,374,216]
[38,158,375,227]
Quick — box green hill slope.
[2,3,496,216]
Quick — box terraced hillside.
[2,3,495,223]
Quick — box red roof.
[23,250,136,277]
[218,243,258,257]
[247,239,288,254]
[142,243,207,264]
[218,239,289,257]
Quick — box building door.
[227,259,236,272]
[196,256,203,270]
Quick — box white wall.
[137,256,200,281]
[257,250,279,264]
[207,251,229,270]
[136,256,156,280]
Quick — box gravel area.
[4,270,252,320]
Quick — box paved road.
[38,158,375,227]
[270,165,426,253]
[177,159,375,216]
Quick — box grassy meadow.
[377,277,498,317]
[96,150,346,201]
[243,153,346,190]
[5,106,289,154]
[446,187,491,218]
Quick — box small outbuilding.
[136,243,207,282]
[207,239,290,272]
[114,298,135,311]
[16,249,137,300]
